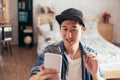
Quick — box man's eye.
[61,28,67,31]
[71,28,77,31]
[64,29,67,31]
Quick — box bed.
[36,19,120,79]
[83,19,120,79]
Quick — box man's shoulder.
[81,42,97,54]
[43,41,62,53]
[46,41,60,49]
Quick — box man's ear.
[82,27,87,32]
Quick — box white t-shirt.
[66,55,82,80]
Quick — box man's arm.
[83,52,106,80]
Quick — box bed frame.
[103,71,120,79]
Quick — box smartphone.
[44,53,62,79]
[85,54,89,63]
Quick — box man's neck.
[65,44,81,60]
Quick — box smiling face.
[60,20,86,48]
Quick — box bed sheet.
[36,20,120,72]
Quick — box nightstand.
[97,23,113,43]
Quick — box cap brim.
[56,14,84,26]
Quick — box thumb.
[40,65,45,70]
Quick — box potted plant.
[102,12,111,23]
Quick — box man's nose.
[66,31,72,39]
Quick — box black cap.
[56,8,85,27]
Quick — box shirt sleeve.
[99,67,106,80]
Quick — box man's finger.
[40,65,45,70]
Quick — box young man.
[30,8,105,80]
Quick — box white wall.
[9,0,120,45]
[33,0,120,44]
[9,0,18,45]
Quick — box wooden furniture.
[18,0,33,47]
[37,14,55,25]
[0,0,9,23]
[0,24,12,55]
[0,0,8,25]
[37,5,55,25]
[97,23,113,42]
[3,0,9,23]
[103,71,120,79]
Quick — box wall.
[9,0,18,45]
[0,0,2,18]
[9,0,120,45]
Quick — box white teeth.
[67,39,72,42]
[68,40,72,41]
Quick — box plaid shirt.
[30,41,105,80]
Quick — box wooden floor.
[0,45,37,80]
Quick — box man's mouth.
[66,39,73,43]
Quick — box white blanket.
[36,20,120,71]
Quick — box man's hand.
[83,52,103,80]
[83,52,98,75]
[30,65,60,80]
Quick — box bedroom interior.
[0,0,120,80]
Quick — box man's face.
[60,20,86,47]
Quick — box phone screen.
[44,53,62,74]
